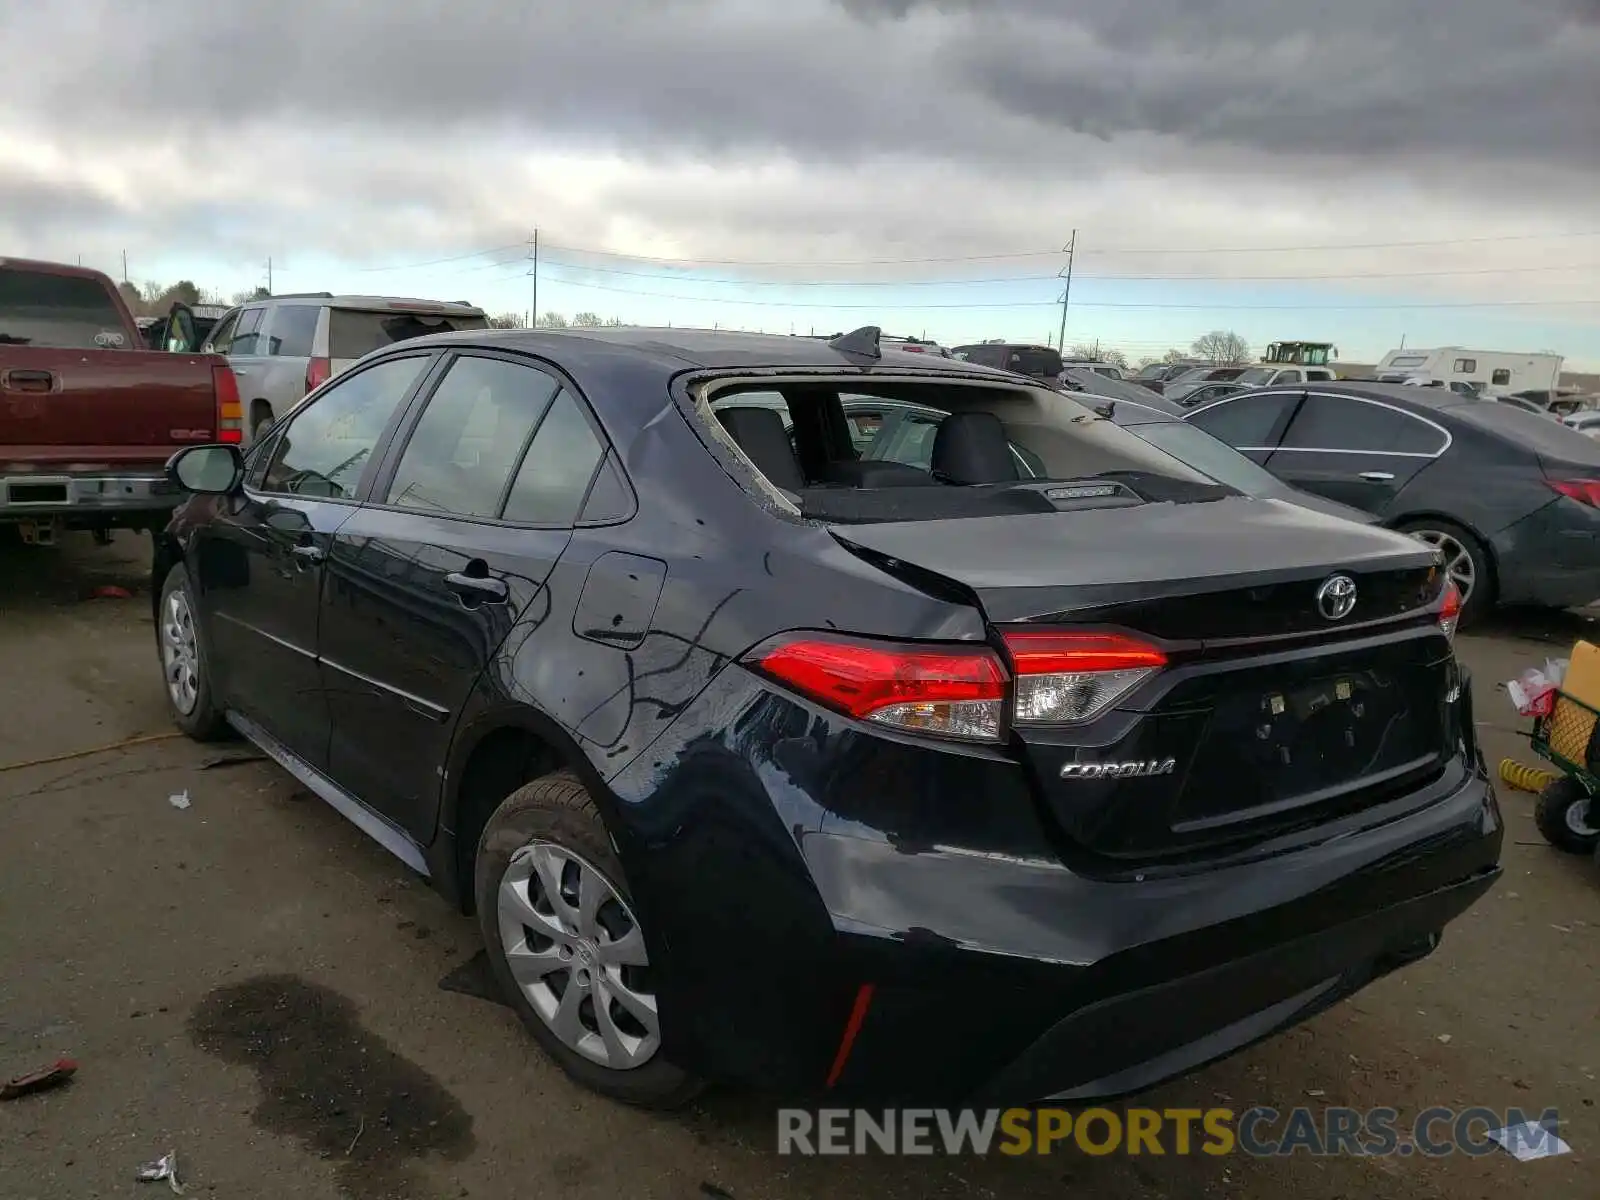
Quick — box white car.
[1563,411,1600,440]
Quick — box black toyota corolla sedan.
[153,326,1501,1109]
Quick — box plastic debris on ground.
[1485,1120,1572,1161]
[0,1057,77,1100]
[1504,658,1569,717]
[136,1151,186,1194]
[168,790,191,810]
[91,585,134,600]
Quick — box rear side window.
[328,308,489,360]
[1187,393,1296,447]
[1279,396,1447,455]
[502,390,606,525]
[1491,368,1511,385]
[1451,401,1600,464]
[385,355,560,518]
[265,305,320,357]
[0,267,129,350]
[1452,357,1477,373]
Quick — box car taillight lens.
[1438,580,1462,642]
[305,356,331,395]
[749,635,1009,742]
[213,364,242,444]
[1003,631,1167,725]
[1547,478,1600,507]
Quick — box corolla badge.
[1060,758,1176,780]
[1316,573,1358,621]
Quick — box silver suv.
[199,294,489,442]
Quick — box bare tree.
[604,316,625,327]
[117,281,146,316]
[1191,331,1251,365]
[537,311,568,329]
[489,312,527,329]
[1162,348,1190,365]
[571,312,603,328]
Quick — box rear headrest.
[715,406,805,492]
[931,411,1018,485]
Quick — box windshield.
[0,267,130,350]
[1233,367,1276,385]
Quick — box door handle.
[291,543,326,566]
[2,368,57,393]
[445,571,509,603]
[1359,471,1395,483]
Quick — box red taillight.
[749,635,1009,742]
[304,357,331,395]
[212,363,242,444]
[1438,580,1462,642]
[1548,478,1600,507]
[1003,631,1167,725]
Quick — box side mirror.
[166,444,244,494]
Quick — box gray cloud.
[4,0,1589,175]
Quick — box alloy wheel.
[161,589,201,715]
[497,841,659,1070]
[1410,529,1476,606]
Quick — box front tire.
[1534,776,1599,855]
[1397,518,1493,626]
[157,564,230,741]
[474,771,703,1109]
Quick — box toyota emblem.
[1316,574,1358,621]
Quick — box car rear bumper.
[1493,498,1600,608]
[0,471,180,523]
[610,670,1503,1103]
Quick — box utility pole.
[527,229,539,328]
[1056,229,1077,351]
[121,250,128,282]
[264,256,273,295]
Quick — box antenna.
[828,326,882,360]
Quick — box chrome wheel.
[1411,529,1477,605]
[161,589,201,715]
[497,842,658,1070]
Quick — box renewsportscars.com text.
[776,1106,1563,1157]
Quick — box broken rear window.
[328,308,488,360]
[704,377,1229,523]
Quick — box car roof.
[401,326,1023,377]
[259,294,485,313]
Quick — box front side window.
[1187,392,1297,447]
[384,355,560,518]
[258,355,429,498]
[229,307,266,355]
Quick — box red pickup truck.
[1,258,242,544]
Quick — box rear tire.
[156,564,230,741]
[1396,518,1493,627]
[1534,776,1599,855]
[473,771,704,1109]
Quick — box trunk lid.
[832,495,1458,862]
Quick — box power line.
[348,229,1600,274]
[527,257,1600,287]
[543,277,1600,311]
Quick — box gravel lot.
[0,532,1595,1199]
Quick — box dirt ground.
[0,531,1595,1199]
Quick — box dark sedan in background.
[1185,381,1600,621]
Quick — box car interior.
[703,380,1230,522]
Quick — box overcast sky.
[3,0,1598,366]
